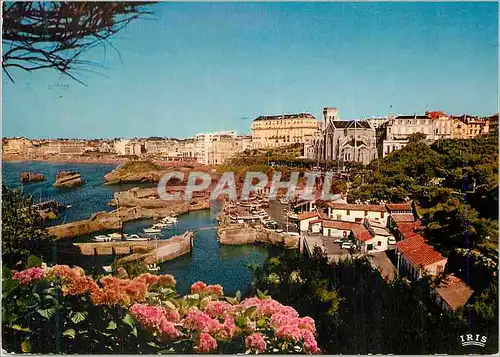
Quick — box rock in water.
[53,171,83,188]
[104,160,165,184]
[20,171,45,183]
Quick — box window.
[381,212,385,218]
[346,209,350,215]
[336,214,342,220]
[364,210,368,216]
[377,241,382,246]
[367,244,373,251]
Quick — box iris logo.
[460,334,487,347]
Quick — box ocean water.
[2,161,273,295]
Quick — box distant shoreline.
[2,154,127,165]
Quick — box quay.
[73,231,194,264]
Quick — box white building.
[326,202,388,226]
[195,131,236,165]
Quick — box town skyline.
[2,2,498,139]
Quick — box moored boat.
[125,234,151,241]
[147,263,160,272]
[144,227,162,234]
[94,235,112,242]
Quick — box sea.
[2,161,275,295]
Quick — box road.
[266,200,298,233]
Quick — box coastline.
[2,154,128,165]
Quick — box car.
[333,238,343,244]
[341,242,353,249]
[388,237,397,245]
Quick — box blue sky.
[2,2,498,139]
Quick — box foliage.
[1,184,53,269]
[2,264,320,354]
[250,248,498,354]
[2,2,153,84]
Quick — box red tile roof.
[396,235,446,268]
[392,214,415,223]
[386,203,413,212]
[297,211,320,220]
[327,202,387,213]
[434,274,474,310]
[309,219,322,224]
[322,220,360,231]
[352,225,373,242]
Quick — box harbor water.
[2,161,275,295]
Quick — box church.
[315,107,378,165]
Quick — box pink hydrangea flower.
[303,331,321,354]
[130,304,181,341]
[197,332,218,353]
[182,309,223,334]
[245,333,267,354]
[191,281,207,294]
[12,267,45,285]
[275,324,304,341]
[204,300,235,318]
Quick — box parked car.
[334,238,343,244]
[341,242,353,249]
[388,236,396,244]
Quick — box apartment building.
[114,139,145,156]
[452,115,490,138]
[2,137,33,155]
[382,112,454,157]
[251,113,320,149]
[195,131,236,165]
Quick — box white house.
[396,234,448,280]
[327,202,388,226]
[309,219,322,234]
[355,218,392,252]
[322,220,358,238]
[297,211,321,232]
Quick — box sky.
[2,2,498,139]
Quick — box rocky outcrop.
[20,171,44,183]
[35,200,65,220]
[217,223,299,248]
[104,161,167,184]
[53,171,83,188]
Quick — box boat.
[125,234,151,241]
[153,222,170,229]
[147,263,160,272]
[161,216,177,224]
[144,227,162,234]
[66,204,72,208]
[107,232,123,240]
[94,235,112,242]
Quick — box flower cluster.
[17,265,177,308]
[12,267,45,285]
[129,304,182,341]
[191,281,223,296]
[245,333,267,354]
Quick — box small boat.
[153,222,170,229]
[107,232,123,240]
[66,204,72,209]
[94,235,112,242]
[161,216,177,224]
[125,234,151,241]
[144,227,162,234]
[147,264,160,272]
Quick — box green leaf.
[71,311,88,324]
[244,306,258,317]
[63,329,76,339]
[147,341,160,348]
[158,348,175,354]
[11,324,31,332]
[106,321,117,330]
[122,313,135,330]
[235,315,248,328]
[225,296,238,305]
[37,307,56,319]
[21,338,31,353]
[256,318,266,328]
[27,255,42,268]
